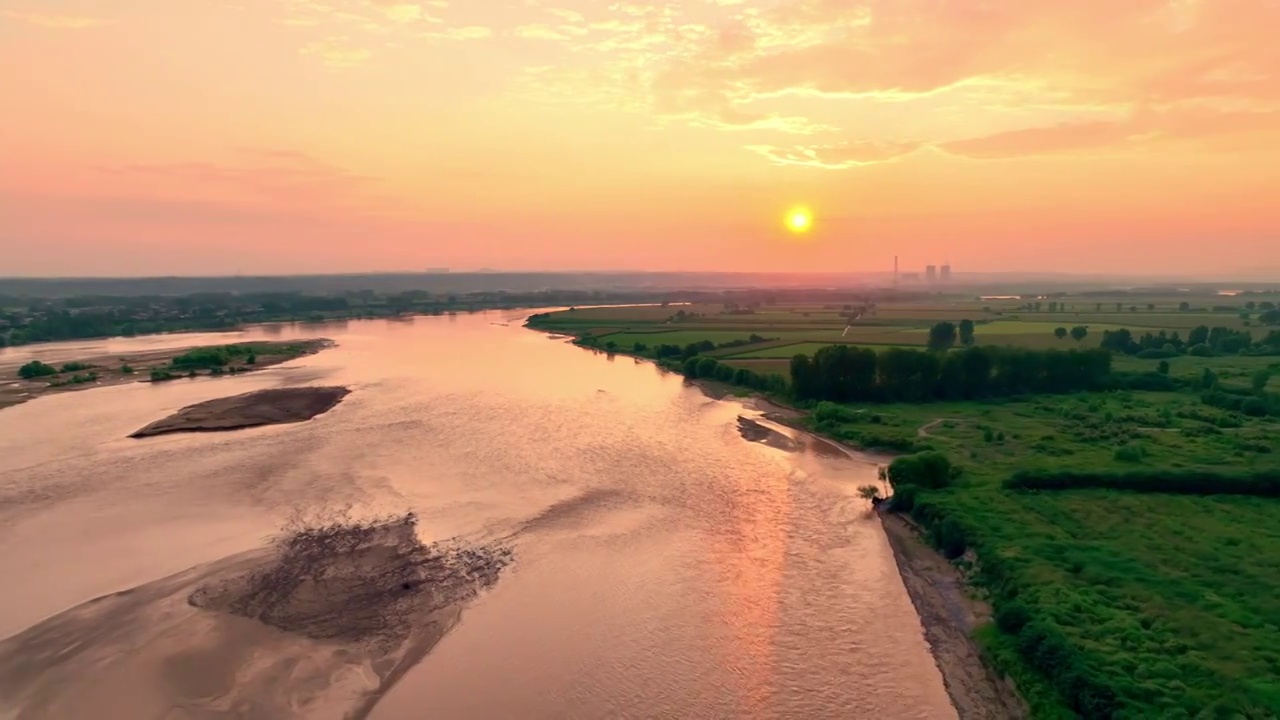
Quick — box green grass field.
[813,390,1280,717]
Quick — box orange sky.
[2,0,1278,277]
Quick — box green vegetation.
[17,361,58,379]
[817,389,1280,718]
[169,342,307,371]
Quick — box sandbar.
[131,386,351,437]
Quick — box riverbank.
[0,339,331,410]
[879,511,1029,719]
[756,397,1029,719]
[531,320,1030,718]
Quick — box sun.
[786,207,813,233]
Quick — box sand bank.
[0,513,512,720]
[131,386,350,437]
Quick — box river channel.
[0,311,955,719]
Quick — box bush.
[60,361,93,372]
[934,517,968,559]
[1136,348,1179,359]
[888,451,956,490]
[888,484,918,512]
[995,600,1032,634]
[1113,443,1146,463]
[1187,343,1213,357]
[17,361,58,379]
[121,364,135,374]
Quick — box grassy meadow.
[529,288,1280,718]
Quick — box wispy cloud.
[300,37,371,67]
[747,140,924,169]
[504,0,1280,166]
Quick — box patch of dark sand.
[130,386,350,437]
[0,513,512,720]
[736,415,800,452]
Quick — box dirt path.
[880,512,1028,720]
[918,418,965,438]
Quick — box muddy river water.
[0,311,955,719]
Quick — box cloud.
[747,140,924,168]
[514,24,569,40]
[939,107,1280,160]
[383,4,434,23]
[506,0,1279,165]
[426,25,492,40]
[2,11,107,29]
[299,37,372,67]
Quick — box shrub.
[1113,443,1146,463]
[60,361,93,372]
[1187,343,1213,357]
[1136,348,1178,359]
[121,364,135,374]
[17,361,58,379]
[888,484,918,512]
[995,600,1032,634]
[888,451,956,490]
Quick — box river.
[0,311,955,719]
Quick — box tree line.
[1005,468,1280,497]
[1098,325,1273,357]
[790,344,1113,403]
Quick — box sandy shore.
[879,511,1029,719]
[0,339,332,410]
[0,514,512,720]
[130,386,351,437]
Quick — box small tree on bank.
[1054,327,1068,340]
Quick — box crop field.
[724,341,914,359]
[721,358,791,376]
[529,294,1279,368]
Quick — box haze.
[2,0,1278,277]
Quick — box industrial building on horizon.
[893,258,953,285]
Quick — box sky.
[2,0,1278,277]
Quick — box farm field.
[529,292,1279,369]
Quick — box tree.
[1178,301,1191,312]
[1070,326,1088,342]
[958,319,975,346]
[857,485,881,502]
[927,322,958,351]
[1115,303,1123,312]
[1157,360,1170,375]
[1147,303,1156,311]
[1054,327,1068,340]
